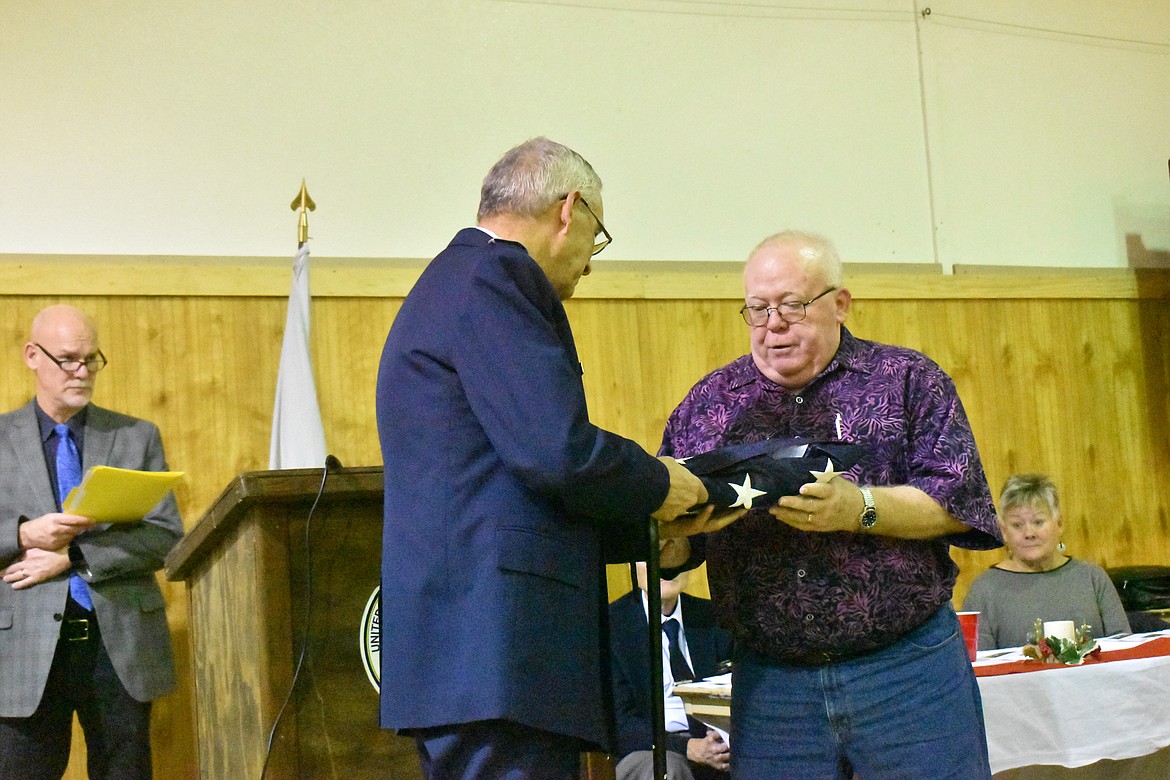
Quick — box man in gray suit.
[0,305,183,780]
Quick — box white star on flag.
[728,473,767,509]
[811,458,843,483]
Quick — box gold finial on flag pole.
[290,179,316,246]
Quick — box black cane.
[646,517,668,779]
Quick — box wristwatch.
[858,486,877,530]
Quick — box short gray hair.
[477,137,602,221]
[749,230,844,287]
[999,473,1061,519]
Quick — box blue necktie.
[55,424,93,611]
[663,618,694,682]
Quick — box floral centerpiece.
[1022,619,1100,665]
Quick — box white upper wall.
[1,0,1167,268]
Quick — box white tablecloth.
[978,653,1170,773]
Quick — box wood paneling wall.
[2,261,1167,779]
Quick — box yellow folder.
[62,465,185,522]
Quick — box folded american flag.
[678,438,864,511]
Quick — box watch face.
[859,487,876,528]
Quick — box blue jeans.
[730,605,991,780]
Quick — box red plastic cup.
[957,611,979,661]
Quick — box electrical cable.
[259,455,342,779]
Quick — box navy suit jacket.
[608,589,733,759]
[376,228,670,748]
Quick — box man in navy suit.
[376,137,725,779]
[609,563,732,779]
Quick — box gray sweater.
[962,558,1131,650]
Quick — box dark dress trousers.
[608,589,733,760]
[376,228,670,749]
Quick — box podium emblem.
[360,587,381,692]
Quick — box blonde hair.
[999,473,1060,519]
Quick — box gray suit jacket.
[0,400,183,717]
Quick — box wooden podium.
[165,467,422,779]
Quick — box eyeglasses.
[739,288,838,327]
[35,343,108,373]
[576,197,612,256]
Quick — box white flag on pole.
[269,243,328,469]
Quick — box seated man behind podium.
[609,562,732,779]
[0,305,183,780]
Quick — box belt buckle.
[65,618,90,642]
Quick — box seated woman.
[964,473,1130,650]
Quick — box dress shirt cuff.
[666,731,693,756]
[15,515,30,551]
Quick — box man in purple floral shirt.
[661,230,1002,779]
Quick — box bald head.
[24,305,103,423]
[29,305,98,345]
[747,231,843,289]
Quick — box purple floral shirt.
[660,328,1001,660]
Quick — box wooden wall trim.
[3,255,1168,300]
